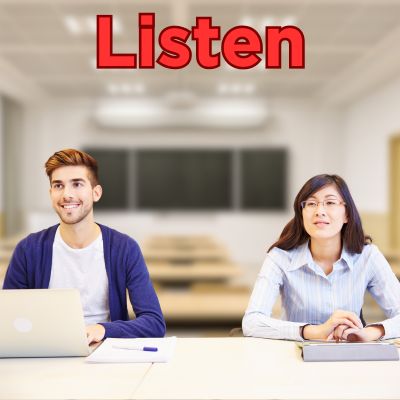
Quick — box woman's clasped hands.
[302,310,384,342]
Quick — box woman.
[242,174,400,341]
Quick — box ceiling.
[1,0,400,104]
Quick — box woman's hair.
[269,174,371,254]
[45,149,99,187]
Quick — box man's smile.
[61,203,80,209]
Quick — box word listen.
[97,13,305,70]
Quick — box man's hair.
[45,149,99,186]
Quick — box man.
[3,149,165,344]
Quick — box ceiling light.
[64,16,81,35]
[93,97,268,129]
[239,16,254,26]
[217,83,228,94]
[281,16,298,26]
[90,57,97,70]
[260,17,275,29]
[85,16,97,34]
[244,83,256,94]
[133,83,146,94]
[112,18,122,35]
[231,84,242,94]
[106,83,118,95]
[105,83,146,96]
[64,15,122,36]
[121,84,132,94]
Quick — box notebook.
[0,289,90,358]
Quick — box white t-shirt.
[49,227,110,325]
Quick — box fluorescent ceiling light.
[64,15,122,36]
[90,57,97,70]
[217,83,256,95]
[85,16,97,34]
[93,97,267,129]
[134,83,145,94]
[281,16,298,26]
[239,15,298,31]
[64,16,81,35]
[239,16,254,26]
[106,83,118,95]
[106,83,147,95]
[244,83,255,94]
[260,17,275,29]
[217,83,228,94]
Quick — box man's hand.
[86,324,105,345]
[303,310,363,340]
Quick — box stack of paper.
[86,336,177,363]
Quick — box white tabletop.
[0,356,151,400]
[134,338,400,399]
[1,338,400,400]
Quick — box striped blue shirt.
[242,242,400,341]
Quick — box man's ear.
[93,185,103,202]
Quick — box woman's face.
[302,184,348,242]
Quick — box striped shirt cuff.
[284,322,305,341]
[379,319,399,340]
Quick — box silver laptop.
[0,289,90,357]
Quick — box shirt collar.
[288,242,313,271]
[288,241,354,271]
[340,245,354,270]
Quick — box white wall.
[3,98,27,235]
[343,76,400,213]
[22,96,345,264]
[0,97,3,215]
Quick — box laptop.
[0,289,90,358]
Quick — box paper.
[86,336,176,363]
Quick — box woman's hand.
[331,325,385,342]
[302,310,363,340]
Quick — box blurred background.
[1,0,400,336]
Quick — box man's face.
[49,166,102,226]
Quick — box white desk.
[0,357,151,400]
[147,261,242,282]
[157,291,250,321]
[134,338,400,399]
[1,338,400,400]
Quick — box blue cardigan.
[3,224,166,339]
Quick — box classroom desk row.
[1,337,400,400]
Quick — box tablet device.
[0,289,90,358]
[301,342,399,362]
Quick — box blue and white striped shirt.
[242,242,400,341]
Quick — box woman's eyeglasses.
[300,200,346,210]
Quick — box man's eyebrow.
[51,178,86,184]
